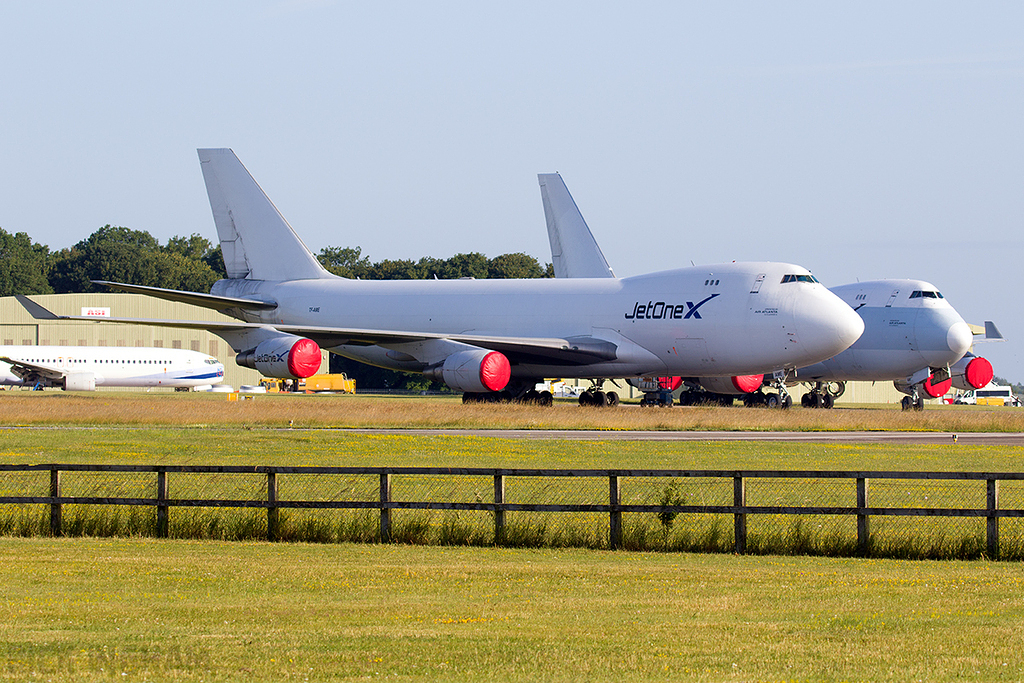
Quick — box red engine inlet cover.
[922,373,952,398]
[479,351,511,392]
[287,338,322,378]
[965,357,994,390]
[731,374,764,393]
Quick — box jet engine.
[236,335,322,379]
[894,371,952,399]
[423,349,511,393]
[697,375,764,395]
[950,354,994,391]
[62,373,96,391]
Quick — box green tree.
[487,252,546,279]
[440,252,489,279]
[0,228,53,296]
[318,246,372,279]
[48,225,220,293]
[165,233,215,260]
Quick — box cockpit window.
[781,274,819,284]
[909,290,944,299]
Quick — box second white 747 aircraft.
[20,149,863,405]
[538,172,998,410]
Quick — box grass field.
[2,389,1024,432]
[2,538,1024,682]
[2,392,1024,680]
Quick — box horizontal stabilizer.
[91,281,277,312]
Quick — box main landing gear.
[741,377,793,409]
[800,381,845,410]
[901,393,925,412]
[579,383,620,407]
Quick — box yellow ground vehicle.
[258,374,356,394]
[303,374,356,393]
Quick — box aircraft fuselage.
[213,260,863,380]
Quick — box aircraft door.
[673,338,712,373]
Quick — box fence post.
[609,475,622,550]
[49,468,61,537]
[987,478,1000,560]
[857,477,869,554]
[156,470,168,538]
[733,475,746,554]
[493,473,505,545]
[267,471,279,542]
[380,472,392,543]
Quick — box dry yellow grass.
[1,390,1023,431]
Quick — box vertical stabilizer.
[538,173,615,279]
[198,148,333,281]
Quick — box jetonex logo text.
[625,294,719,320]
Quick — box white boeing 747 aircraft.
[538,172,996,410]
[17,149,863,405]
[0,345,224,391]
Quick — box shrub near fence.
[1,464,1024,560]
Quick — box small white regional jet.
[18,149,863,406]
[0,346,225,391]
[538,172,996,410]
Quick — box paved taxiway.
[341,430,1024,445]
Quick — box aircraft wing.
[0,357,66,382]
[16,296,618,366]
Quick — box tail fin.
[537,173,615,279]
[198,149,333,281]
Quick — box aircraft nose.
[795,290,864,365]
[917,312,972,367]
[946,321,972,358]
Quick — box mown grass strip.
[2,538,1024,682]
[2,390,1023,432]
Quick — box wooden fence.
[1,464,1022,558]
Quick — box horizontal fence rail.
[1,465,1023,557]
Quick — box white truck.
[954,383,1021,407]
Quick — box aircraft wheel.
[462,392,479,404]
[827,381,846,398]
[593,390,608,407]
[538,390,553,407]
[822,393,834,409]
[801,393,813,408]
[579,392,591,407]
[901,396,913,411]
[606,391,620,407]
[765,393,780,409]
[914,396,925,412]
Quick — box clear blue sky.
[2,2,1021,381]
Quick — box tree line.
[0,226,552,297]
